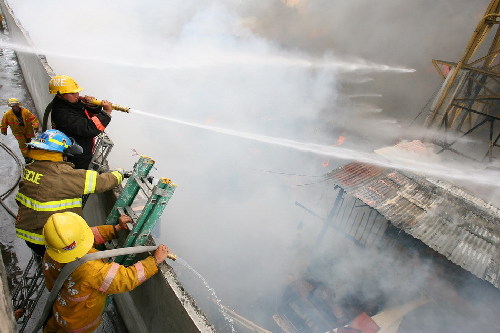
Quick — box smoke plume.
[7,0,498,331]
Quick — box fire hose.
[32,245,175,333]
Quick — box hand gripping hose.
[32,245,158,333]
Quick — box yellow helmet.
[48,75,83,94]
[43,212,94,263]
[8,98,20,106]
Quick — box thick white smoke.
[7,0,498,332]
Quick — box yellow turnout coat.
[42,225,159,333]
[1,107,39,156]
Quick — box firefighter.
[47,75,113,169]
[1,98,40,159]
[42,212,171,333]
[15,129,124,257]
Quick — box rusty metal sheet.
[327,162,500,289]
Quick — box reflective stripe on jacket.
[42,225,158,333]
[15,228,45,245]
[15,160,122,239]
[16,192,82,211]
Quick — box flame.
[322,160,329,167]
[205,117,214,125]
[441,64,451,77]
[337,136,346,146]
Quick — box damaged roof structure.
[326,160,500,289]
[321,0,500,295]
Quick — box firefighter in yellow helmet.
[1,98,40,158]
[46,75,113,169]
[42,212,171,333]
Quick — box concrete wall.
[1,2,215,332]
[0,249,16,333]
[0,0,54,123]
[83,191,216,333]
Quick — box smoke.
[7,0,499,332]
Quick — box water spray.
[129,109,500,187]
[0,40,415,73]
[80,97,130,112]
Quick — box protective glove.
[114,167,125,176]
[114,168,132,178]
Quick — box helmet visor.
[64,138,83,156]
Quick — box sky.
[5,0,499,332]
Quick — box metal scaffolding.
[82,132,114,207]
[12,254,45,333]
[425,0,500,162]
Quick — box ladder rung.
[106,156,176,267]
[132,174,153,196]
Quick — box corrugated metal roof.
[326,162,500,289]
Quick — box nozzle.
[167,253,177,261]
[80,97,130,113]
[110,103,130,113]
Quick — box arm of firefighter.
[59,168,121,197]
[1,114,8,135]
[51,104,110,138]
[89,256,159,294]
[81,170,123,195]
[90,216,129,244]
[95,170,124,192]
[27,109,40,131]
[83,101,103,114]
[90,225,116,245]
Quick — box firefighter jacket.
[50,96,111,169]
[42,225,159,333]
[1,107,40,155]
[15,157,123,245]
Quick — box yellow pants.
[14,135,29,157]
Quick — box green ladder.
[105,155,177,266]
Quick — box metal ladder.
[82,132,115,207]
[89,132,114,172]
[12,253,45,333]
[105,155,177,266]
